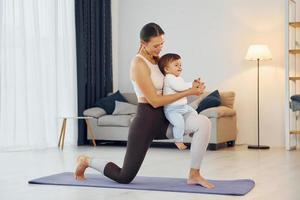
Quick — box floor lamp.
[245,44,272,150]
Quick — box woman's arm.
[130,57,205,108]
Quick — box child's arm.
[167,75,193,92]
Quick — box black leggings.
[103,103,169,184]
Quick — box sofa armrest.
[83,107,106,118]
[200,106,236,118]
[220,91,235,109]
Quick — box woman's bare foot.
[187,169,215,189]
[175,142,187,150]
[74,155,91,181]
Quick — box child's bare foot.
[187,169,215,189]
[175,142,187,150]
[74,155,91,181]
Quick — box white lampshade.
[245,45,272,61]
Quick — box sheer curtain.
[0,0,78,150]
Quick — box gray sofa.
[83,91,237,150]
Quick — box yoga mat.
[28,172,255,196]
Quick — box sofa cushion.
[83,107,106,118]
[93,90,128,114]
[290,100,300,111]
[186,95,198,104]
[196,90,221,113]
[97,115,133,127]
[200,106,236,118]
[188,96,204,109]
[122,93,138,105]
[112,101,137,115]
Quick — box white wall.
[113,0,286,147]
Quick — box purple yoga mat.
[28,172,255,196]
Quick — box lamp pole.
[245,44,271,150]
[248,58,270,149]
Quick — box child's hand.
[193,80,200,88]
[192,78,202,88]
[189,81,205,96]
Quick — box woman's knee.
[117,174,136,184]
[185,114,211,135]
[198,114,211,136]
[185,114,199,133]
[198,114,211,129]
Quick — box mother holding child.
[75,22,214,189]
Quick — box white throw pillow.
[112,101,137,115]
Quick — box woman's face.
[142,35,165,57]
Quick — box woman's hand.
[189,80,205,96]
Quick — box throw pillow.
[93,90,128,114]
[291,95,300,102]
[112,101,137,115]
[83,107,107,118]
[196,90,221,113]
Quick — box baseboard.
[88,140,236,151]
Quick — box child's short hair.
[158,53,181,75]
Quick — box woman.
[75,22,214,189]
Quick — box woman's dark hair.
[158,53,181,75]
[140,22,164,42]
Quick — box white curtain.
[0,0,78,150]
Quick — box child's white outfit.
[163,74,198,142]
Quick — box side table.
[58,116,96,150]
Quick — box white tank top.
[131,54,164,98]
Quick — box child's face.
[165,59,182,77]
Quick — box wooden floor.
[1,145,299,200]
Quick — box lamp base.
[248,145,270,149]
